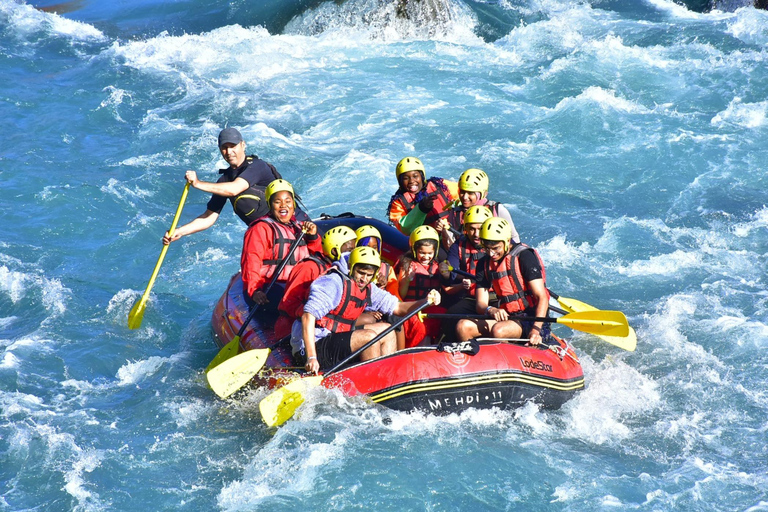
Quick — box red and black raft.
[211,214,585,413]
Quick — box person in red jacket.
[273,225,357,339]
[241,179,320,314]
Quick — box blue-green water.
[2,0,767,510]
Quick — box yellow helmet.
[321,226,356,261]
[480,217,513,252]
[409,225,439,257]
[458,168,489,197]
[348,246,381,272]
[395,156,425,179]
[264,179,294,204]
[355,225,382,250]
[463,205,493,227]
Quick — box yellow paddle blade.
[556,296,596,314]
[206,349,270,399]
[555,296,637,351]
[557,310,630,338]
[127,296,148,330]
[205,336,240,372]
[595,326,637,352]
[259,376,324,427]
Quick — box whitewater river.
[1,0,767,510]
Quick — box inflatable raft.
[211,214,585,413]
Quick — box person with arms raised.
[385,156,458,236]
[456,217,550,346]
[241,179,320,315]
[163,127,283,244]
[294,246,441,374]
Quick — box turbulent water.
[2,0,768,510]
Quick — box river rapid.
[1,0,768,510]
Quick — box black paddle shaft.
[423,313,552,322]
[325,301,432,375]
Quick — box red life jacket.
[254,216,310,284]
[317,269,372,334]
[487,244,548,313]
[404,260,441,301]
[456,235,485,296]
[387,178,454,228]
[445,199,500,232]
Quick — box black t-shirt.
[206,156,278,213]
[475,246,543,289]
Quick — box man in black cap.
[163,127,282,244]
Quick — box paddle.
[128,183,190,330]
[259,300,434,428]
[548,291,637,351]
[420,309,630,338]
[206,225,309,398]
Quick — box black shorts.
[315,330,356,371]
[516,317,552,340]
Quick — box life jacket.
[254,216,309,284]
[487,244,548,314]
[404,260,441,301]
[317,269,372,334]
[445,199,500,232]
[455,235,485,296]
[386,178,454,228]
[230,155,282,225]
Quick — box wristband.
[530,325,541,332]
[486,306,493,315]
[307,356,317,361]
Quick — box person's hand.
[305,356,320,374]
[301,221,317,236]
[438,261,451,279]
[162,230,182,245]
[528,327,543,346]
[462,278,472,290]
[418,193,435,212]
[435,218,450,233]
[252,291,269,305]
[427,289,441,306]
[408,262,417,281]
[487,306,508,322]
[185,170,199,187]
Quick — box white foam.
[726,7,768,45]
[116,353,185,386]
[614,249,702,277]
[285,0,480,43]
[218,418,351,508]
[711,97,768,129]
[733,207,768,237]
[0,0,106,42]
[563,356,661,445]
[553,86,651,115]
[0,265,68,316]
[536,235,592,269]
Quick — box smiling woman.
[240,179,320,312]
